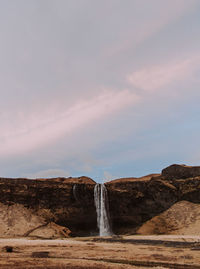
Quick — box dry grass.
[0,236,199,268]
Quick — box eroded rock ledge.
[0,176,96,236]
[106,164,200,234]
[1,164,200,237]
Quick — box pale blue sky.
[0,0,200,181]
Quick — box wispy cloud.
[0,89,139,156]
[0,0,200,178]
[127,55,200,91]
[24,168,70,179]
[103,0,198,58]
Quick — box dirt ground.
[0,236,200,268]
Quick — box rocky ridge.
[106,164,200,234]
[1,164,200,237]
[0,176,96,236]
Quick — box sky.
[0,0,200,182]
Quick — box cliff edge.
[1,164,200,237]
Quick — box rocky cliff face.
[162,164,200,179]
[0,176,96,236]
[106,176,178,234]
[1,164,200,237]
[106,165,200,234]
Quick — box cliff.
[0,176,96,236]
[1,164,200,237]
[106,164,200,234]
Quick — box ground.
[0,236,200,268]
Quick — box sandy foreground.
[0,236,200,268]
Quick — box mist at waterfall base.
[94,184,112,236]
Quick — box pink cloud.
[0,89,139,156]
[127,55,200,91]
[103,0,198,59]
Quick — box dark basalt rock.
[106,177,179,234]
[162,164,200,179]
[1,164,200,236]
[105,169,200,233]
[0,177,96,236]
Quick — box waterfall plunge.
[94,184,112,236]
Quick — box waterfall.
[94,184,112,236]
[73,184,79,202]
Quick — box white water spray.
[94,184,112,236]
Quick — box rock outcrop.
[106,175,178,234]
[0,176,96,236]
[1,164,200,237]
[162,164,200,179]
[106,165,200,234]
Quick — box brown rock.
[107,171,200,234]
[36,176,96,184]
[106,174,160,184]
[0,177,96,236]
[1,164,200,236]
[106,177,178,234]
[162,164,200,179]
